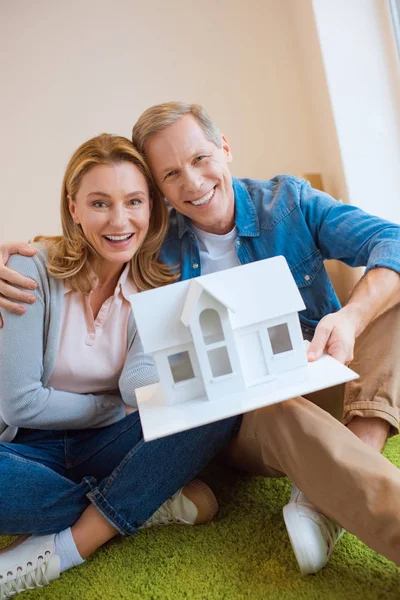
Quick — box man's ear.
[221,134,233,163]
[67,195,79,224]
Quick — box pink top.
[48,264,137,394]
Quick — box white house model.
[130,256,358,441]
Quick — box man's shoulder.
[165,207,180,242]
[160,208,182,267]
[236,174,304,196]
[235,175,306,220]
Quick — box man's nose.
[183,167,203,192]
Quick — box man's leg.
[343,304,400,450]
[226,398,400,566]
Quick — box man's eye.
[164,171,176,180]
[195,155,206,162]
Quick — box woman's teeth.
[190,187,215,206]
[104,234,133,241]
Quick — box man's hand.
[307,306,359,365]
[308,268,400,365]
[0,242,38,327]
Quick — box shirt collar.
[232,178,260,237]
[117,263,138,301]
[64,263,137,300]
[176,177,259,239]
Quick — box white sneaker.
[283,485,344,575]
[0,534,60,598]
[141,479,218,529]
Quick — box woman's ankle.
[71,504,119,559]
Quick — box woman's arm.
[119,325,159,407]
[0,254,126,429]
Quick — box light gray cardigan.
[0,249,158,442]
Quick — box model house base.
[136,342,358,441]
[130,256,358,441]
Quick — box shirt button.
[304,275,310,281]
[193,263,199,269]
[236,240,241,246]
[101,400,114,409]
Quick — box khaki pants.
[224,304,400,565]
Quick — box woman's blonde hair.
[36,133,177,293]
[132,102,222,155]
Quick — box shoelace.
[301,506,343,555]
[295,490,343,556]
[0,551,52,599]
[141,493,183,529]
[317,516,343,554]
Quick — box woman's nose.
[108,206,128,228]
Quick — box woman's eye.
[129,198,141,206]
[195,155,206,162]
[92,201,107,208]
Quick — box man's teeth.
[190,188,215,206]
[104,234,132,241]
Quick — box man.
[1,102,400,575]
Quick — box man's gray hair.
[132,102,222,155]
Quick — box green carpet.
[2,437,400,599]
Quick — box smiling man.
[1,102,400,574]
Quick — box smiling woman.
[0,132,238,597]
[35,133,175,294]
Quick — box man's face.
[145,115,235,235]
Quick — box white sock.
[54,527,85,573]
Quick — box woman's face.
[68,161,151,270]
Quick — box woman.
[0,134,241,597]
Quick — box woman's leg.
[0,430,93,535]
[1,413,239,536]
[0,412,241,597]
[65,412,241,557]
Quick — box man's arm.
[308,267,400,364]
[0,242,38,327]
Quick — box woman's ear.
[67,194,80,224]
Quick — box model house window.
[168,351,195,383]
[208,346,232,378]
[389,0,400,60]
[199,308,224,344]
[267,323,293,355]
[199,308,233,377]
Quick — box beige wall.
[1,0,321,241]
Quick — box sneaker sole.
[282,504,320,575]
[186,479,218,523]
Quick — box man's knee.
[256,397,306,425]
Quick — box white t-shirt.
[191,224,241,275]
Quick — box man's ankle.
[346,416,390,452]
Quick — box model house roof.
[130,256,306,354]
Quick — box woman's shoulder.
[8,245,49,279]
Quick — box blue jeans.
[0,412,241,536]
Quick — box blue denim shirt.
[160,175,400,337]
